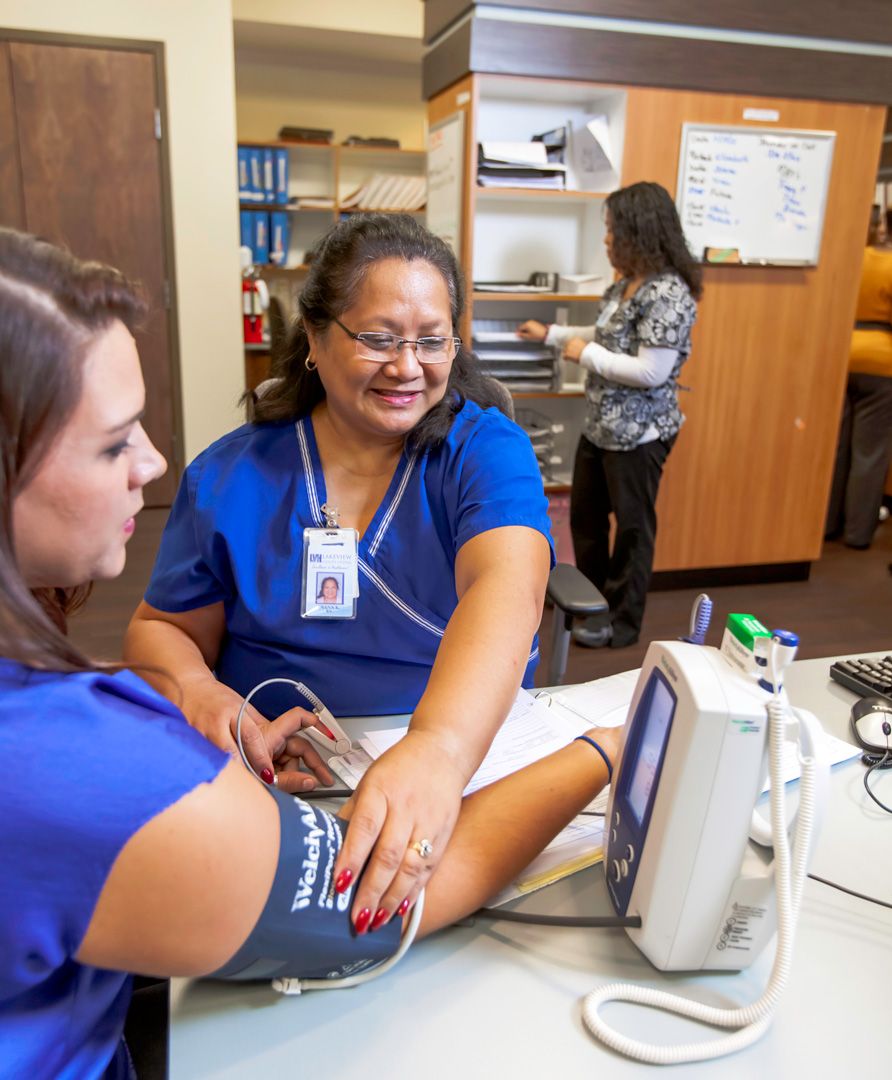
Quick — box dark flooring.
[69,508,892,683]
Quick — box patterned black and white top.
[582,272,697,451]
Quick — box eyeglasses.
[333,318,460,365]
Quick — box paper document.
[487,815,606,908]
[363,688,584,796]
[328,746,374,789]
[479,142,557,168]
[761,732,860,793]
[549,669,639,728]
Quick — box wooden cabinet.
[438,75,628,493]
[429,74,886,573]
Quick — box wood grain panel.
[428,74,477,342]
[457,20,892,107]
[425,0,892,48]
[618,88,885,570]
[0,42,24,228]
[10,42,177,505]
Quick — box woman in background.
[519,181,701,648]
[0,225,622,1078]
[825,206,892,549]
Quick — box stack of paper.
[477,142,566,190]
[340,173,427,212]
[471,317,559,391]
[294,195,336,210]
[327,685,630,906]
[557,273,608,294]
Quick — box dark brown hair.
[0,228,146,672]
[606,182,703,300]
[250,214,504,449]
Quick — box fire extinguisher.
[240,246,269,345]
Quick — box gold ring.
[411,838,433,859]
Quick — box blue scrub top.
[0,661,226,1079]
[145,399,554,718]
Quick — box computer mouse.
[850,696,892,755]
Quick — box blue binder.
[253,211,270,264]
[270,211,290,266]
[274,148,289,205]
[248,149,264,203]
[263,148,275,204]
[237,146,250,202]
[240,210,254,260]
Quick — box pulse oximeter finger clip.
[234,677,353,781]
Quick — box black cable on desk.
[807,873,892,911]
[862,750,892,815]
[473,908,641,929]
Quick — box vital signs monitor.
[584,618,830,1063]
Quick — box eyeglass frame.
[332,317,461,365]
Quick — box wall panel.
[618,88,885,569]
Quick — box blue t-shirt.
[0,661,227,1079]
[145,400,555,718]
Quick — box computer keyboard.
[829,655,892,701]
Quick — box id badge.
[301,527,359,619]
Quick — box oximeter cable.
[234,676,425,994]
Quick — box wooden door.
[5,40,179,505]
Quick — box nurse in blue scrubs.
[126,214,555,931]
[0,226,620,1078]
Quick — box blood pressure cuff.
[212,788,403,981]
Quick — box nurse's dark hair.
[0,228,146,672]
[606,182,703,300]
[250,214,506,448]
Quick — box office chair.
[245,375,608,685]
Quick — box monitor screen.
[625,671,676,826]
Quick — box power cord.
[807,872,892,910]
[863,750,892,814]
[302,787,354,800]
[474,908,641,929]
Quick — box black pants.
[570,434,673,647]
[825,372,892,548]
[122,977,168,1079]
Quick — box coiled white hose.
[582,643,817,1064]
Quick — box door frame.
[1,28,185,484]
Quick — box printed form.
[328,679,636,905]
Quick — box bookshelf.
[238,139,428,389]
[425,74,628,555]
[238,140,427,273]
[430,75,627,492]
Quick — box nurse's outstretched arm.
[335,524,550,929]
[76,727,618,975]
[124,601,333,793]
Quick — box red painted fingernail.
[335,869,353,894]
[371,908,389,931]
[260,768,274,785]
[354,908,371,934]
[397,898,410,917]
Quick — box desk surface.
[169,656,892,1079]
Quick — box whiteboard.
[426,112,465,260]
[676,124,836,266]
